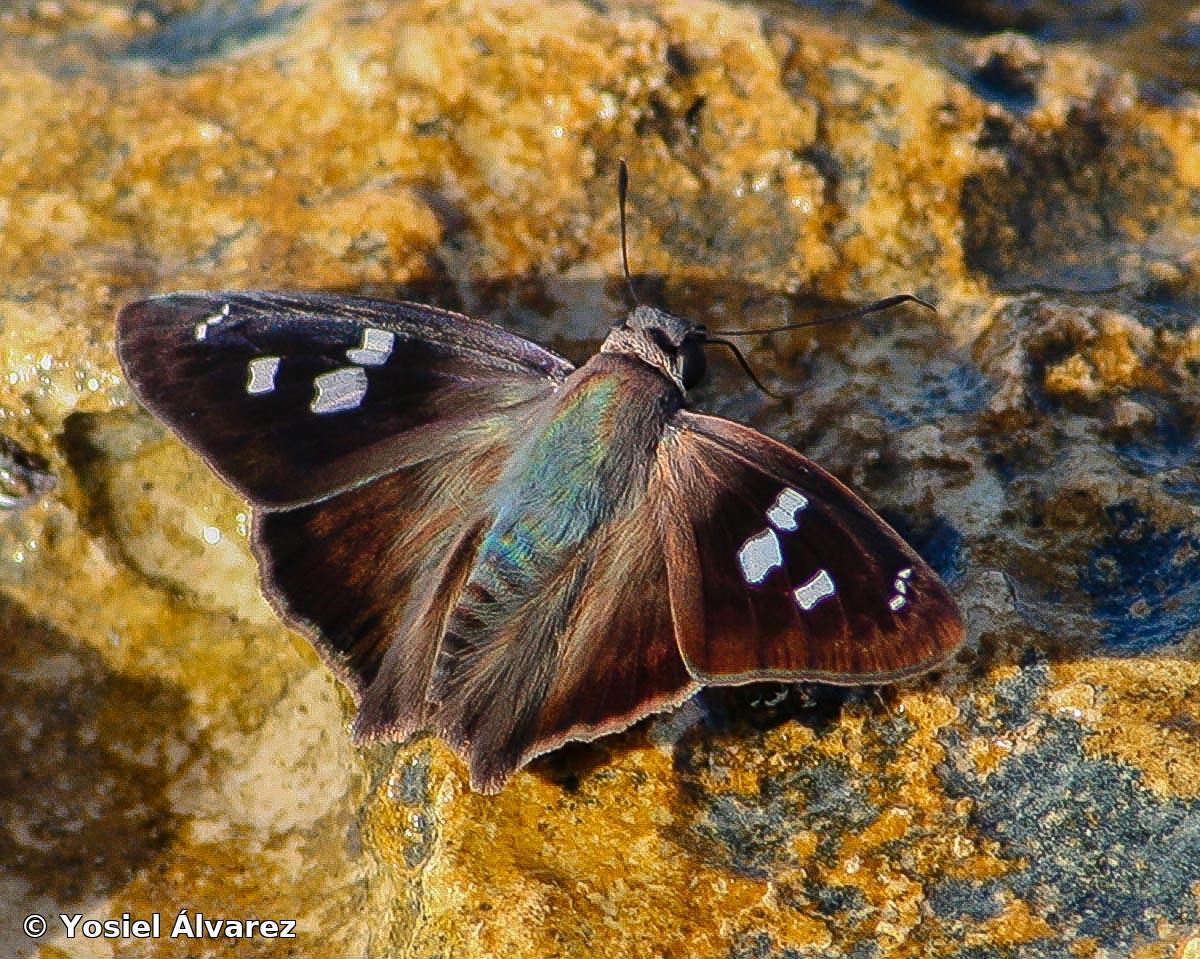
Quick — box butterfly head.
[600,304,708,394]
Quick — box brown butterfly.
[115,170,963,793]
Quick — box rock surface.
[1,0,1198,956]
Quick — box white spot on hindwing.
[766,487,809,531]
[346,327,394,366]
[793,569,836,610]
[246,356,280,394]
[311,366,368,414]
[737,528,783,585]
[888,566,913,612]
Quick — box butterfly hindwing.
[251,438,508,721]
[659,411,964,683]
[432,491,697,792]
[116,291,574,507]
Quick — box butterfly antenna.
[618,159,640,305]
[714,293,936,337]
[706,337,783,399]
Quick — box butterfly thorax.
[464,359,680,597]
[600,304,707,395]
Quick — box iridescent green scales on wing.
[471,372,622,603]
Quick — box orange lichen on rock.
[1054,656,1200,801]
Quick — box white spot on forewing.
[311,366,368,414]
[737,528,783,585]
[246,356,280,395]
[888,567,915,613]
[793,569,836,610]
[766,487,809,531]
[346,327,394,365]
[194,304,230,341]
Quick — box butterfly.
[115,194,963,795]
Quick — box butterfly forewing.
[659,412,964,683]
[116,292,573,507]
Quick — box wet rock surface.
[1,0,1198,956]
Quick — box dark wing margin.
[658,411,964,685]
[115,291,573,508]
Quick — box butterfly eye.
[679,339,707,389]
[646,328,674,353]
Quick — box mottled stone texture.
[1,0,1198,957]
